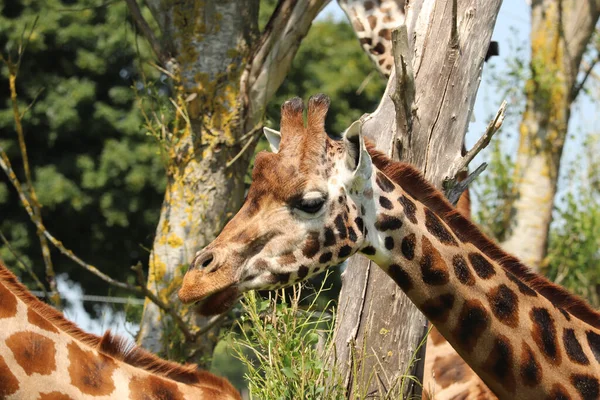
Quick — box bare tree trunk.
[130,0,329,361]
[329,0,502,396]
[502,0,600,270]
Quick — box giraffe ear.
[263,127,281,153]
[343,120,363,171]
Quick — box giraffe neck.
[338,0,404,77]
[358,162,600,400]
[0,263,240,400]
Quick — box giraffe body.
[179,95,600,400]
[0,261,240,400]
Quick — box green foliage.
[0,0,165,294]
[473,138,515,242]
[230,279,345,400]
[545,135,600,307]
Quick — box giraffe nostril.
[193,251,216,271]
[201,255,214,268]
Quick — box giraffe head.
[179,94,375,314]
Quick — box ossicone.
[280,97,305,131]
[307,93,330,131]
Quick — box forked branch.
[443,100,507,202]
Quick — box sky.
[64,0,599,340]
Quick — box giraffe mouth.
[192,285,240,316]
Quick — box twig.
[451,100,506,177]
[0,230,48,298]
[131,263,195,343]
[124,0,167,65]
[0,146,143,295]
[226,125,263,168]
[3,50,60,306]
[445,163,488,205]
[235,123,264,144]
[571,49,600,101]
[390,25,416,159]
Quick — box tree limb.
[445,162,488,205]
[2,52,60,306]
[571,32,600,101]
[0,230,48,298]
[449,100,506,179]
[124,0,167,65]
[241,0,330,128]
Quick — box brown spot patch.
[384,236,394,250]
[38,393,75,400]
[379,196,393,210]
[487,284,519,327]
[452,254,474,286]
[483,335,515,393]
[6,331,56,376]
[338,245,352,259]
[302,232,320,258]
[468,253,495,279]
[388,264,412,292]
[367,14,377,29]
[324,227,335,247]
[432,352,473,389]
[401,234,415,260]
[28,308,59,333]
[424,209,458,246]
[563,328,589,365]
[67,341,117,395]
[129,374,184,400]
[519,341,542,386]
[453,299,490,349]
[420,237,449,286]
[277,252,296,265]
[374,214,403,231]
[0,355,19,397]
[571,374,599,400]
[428,327,446,346]
[548,384,571,400]
[530,307,561,365]
[586,330,600,363]
[420,293,455,324]
[318,252,333,264]
[0,281,17,319]
[399,195,417,224]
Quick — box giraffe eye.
[295,197,326,214]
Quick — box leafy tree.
[0,0,163,296]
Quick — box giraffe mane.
[365,141,600,329]
[0,260,238,393]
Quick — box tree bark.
[133,0,329,361]
[329,0,502,396]
[502,0,600,270]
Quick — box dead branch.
[390,25,416,159]
[449,100,506,178]
[124,0,167,65]
[226,124,264,168]
[2,49,60,306]
[0,230,48,298]
[131,263,195,343]
[571,35,600,101]
[0,145,142,295]
[445,162,488,205]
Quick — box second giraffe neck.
[357,168,600,400]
